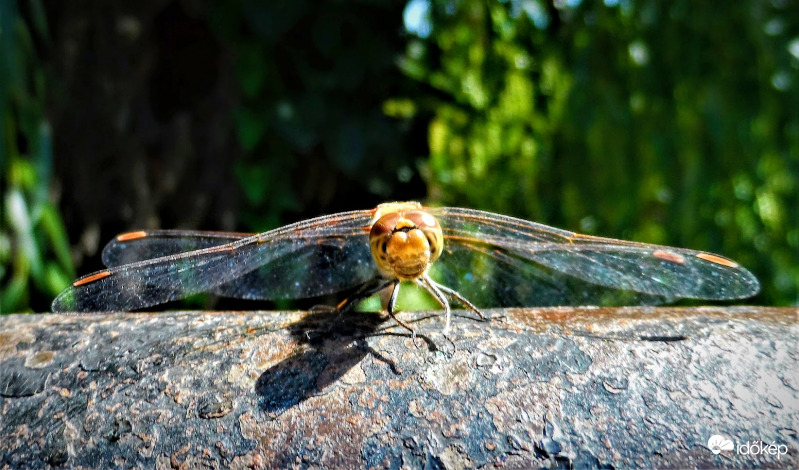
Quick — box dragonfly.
[52,202,760,335]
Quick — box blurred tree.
[43,0,242,280]
[0,0,74,313]
[4,0,427,312]
[401,0,797,305]
[39,0,424,269]
[3,0,796,312]
[210,0,426,232]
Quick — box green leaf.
[234,107,266,151]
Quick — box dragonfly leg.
[308,278,394,339]
[417,275,453,335]
[423,275,488,323]
[386,280,417,339]
[332,277,395,313]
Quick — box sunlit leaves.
[1,0,74,313]
[406,0,797,305]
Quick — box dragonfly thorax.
[369,206,444,280]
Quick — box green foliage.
[404,0,797,305]
[1,0,74,313]
[211,0,415,232]
[5,0,797,311]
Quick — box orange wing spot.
[116,231,148,242]
[652,250,686,264]
[73,271,112,286]
[696,252,738,268]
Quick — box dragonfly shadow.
[255,309,424,416]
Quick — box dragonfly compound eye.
[369,210,443,280]
[404,210,443,263]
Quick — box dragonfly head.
[369,208,443,280]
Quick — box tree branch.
[1,307,796,468]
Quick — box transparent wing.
[429,240,667,307]
[428,207,760,307]
[102,230,253,267]
[52,210,378,312]
[101,229,378,301]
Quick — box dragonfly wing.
[209,238,376,300]
[431,207,759,305]
[102,230,252,267]
[52,210,378,312]
[101,230,377,300]
[429,238,668,307]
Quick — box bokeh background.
[1,0,797,313]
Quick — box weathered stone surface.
[1,307,797,469]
